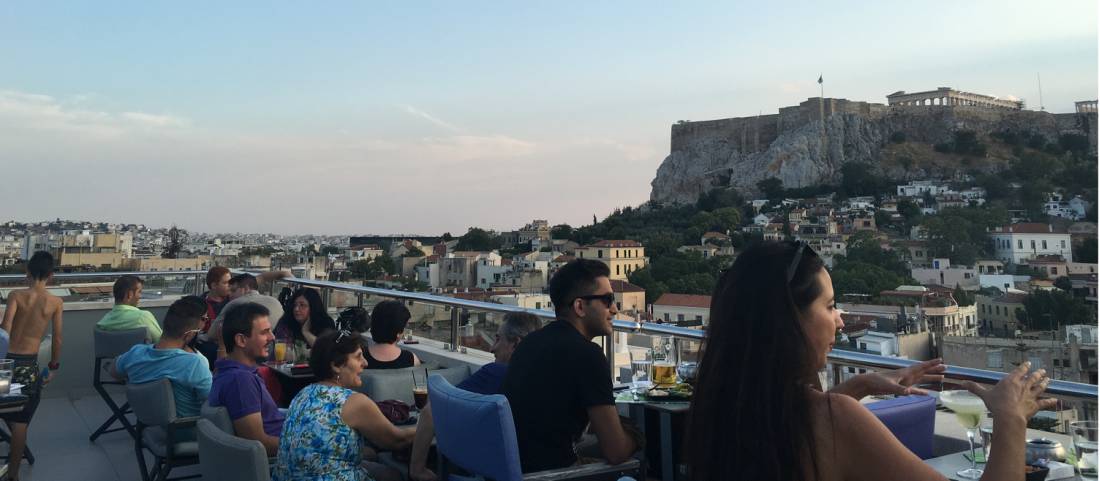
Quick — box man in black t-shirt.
[502,259,637,472]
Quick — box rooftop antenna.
[1037,72,1045,111]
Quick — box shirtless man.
[0,251,63,480]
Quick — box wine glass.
[940,390,987,479]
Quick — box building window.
[1061,240,1066,249]
[1042,240,1047,249]
[1018,240,1023,249]
[696,315,703,322]
[597,250,603,258]
[663,313,670,322]
[1051,267,1058,275]
[677,314,685,323]
[616,265,620,276]
[987,350,1003,369]
[1031,240,1036,250]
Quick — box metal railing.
[2,270,1095,404]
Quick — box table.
[615,391,689,481]
[925,451,1085,480]
[266,362,314,379]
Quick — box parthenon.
[887,87,1024,110]
[1076,100,1098,113]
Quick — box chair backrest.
[358,363,444,404]
[867,395,936,459]
[94,327,148,359]
[428,374,523,481]
[127,379,178,426]
[200,402,234,435]
[196,419,270,481]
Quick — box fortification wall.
[670,114,779,154]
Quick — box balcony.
[0,271,1097,480]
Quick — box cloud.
[0,89,189,139]
[418,134,536,162]
[401,105,462,132]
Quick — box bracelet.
[47,361,60,370]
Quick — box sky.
[1,1,1097,236]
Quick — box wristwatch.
[47,361,60,370]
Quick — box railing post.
[449,308,461,352]
[321,287,332,311]
[605,333,615,381]
[356,293,364,308]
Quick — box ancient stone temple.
[887,87,1023,110]
[1076,100,1098,113]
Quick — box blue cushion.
[867,395,936,459]
[428,374,523,481]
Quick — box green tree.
[953,284,975,306]
[696,188,744,211]
[840,162,887,197]
[757,177,785,201]
[550,224,574,240]
[455,227,500,251]
[1053,276,1074,292]
[319,245,342,255]
[921,207,1008,265]
[1022,290,1094,330]
[1075,238,1098,263]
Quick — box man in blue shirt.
[208,302,283,457]
[408,311,542,481]
[112,296,211,418]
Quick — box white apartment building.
[652,294,711,327]
[910,258,979,289]
[988,223,1072,265]
[897,180,949,197]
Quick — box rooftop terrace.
[0,271,1095,480]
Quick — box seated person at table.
[208,303,285,456]
[273,330,415,481]
[112,296,211,418]
[273,288,336,361]
[97,275,163,342]
[364,300,420,369]
[210,273,286,359]
[502,260,637,472]
[409,311,542,481]
[686,241,1057,481]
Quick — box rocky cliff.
[650,104,1097,204]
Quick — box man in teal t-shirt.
[113,296,211,417]
[97,275,163,342]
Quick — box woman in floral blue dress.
[273,330,416,481]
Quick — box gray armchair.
[127,379,199,481]
[196,419,270,481]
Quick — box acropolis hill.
[649,87,1098,204]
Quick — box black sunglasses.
[786,241,814,284]
[576,293,616,308]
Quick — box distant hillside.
[650,101,1097,204]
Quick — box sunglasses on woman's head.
[786,241,814,284]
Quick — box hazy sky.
[1,1,1096,235]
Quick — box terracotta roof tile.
[654,293,712,309]
[588,240,643,248]
[609,279,645,293]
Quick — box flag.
[818,74,823,84]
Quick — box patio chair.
[196,419,270,481]
[127,379,199,481]
[428,374,642,481]
[199,402,234,434]
[90,327,147,441]
[867,394,936,459]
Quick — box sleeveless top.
[272,384,371,481]
[363,346,415,370]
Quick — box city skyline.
[1,1,1096,235]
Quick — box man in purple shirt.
[208,302,283,456]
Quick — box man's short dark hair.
[113,275,144,303]
[370,300,411,344]
[229,273,258,291]
[206,266,230,289]
[163,296,206,338]
[309,330,364,381]
[548,259,611,318]
[221,302,270,353]
[26,251,54,281]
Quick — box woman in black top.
[364,300,420,369]
[274,288,337,360]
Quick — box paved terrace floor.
[7,386,195,481]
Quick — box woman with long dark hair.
[687,241,1056,481]
[275,288,337,360]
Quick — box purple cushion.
[867,395,936,459]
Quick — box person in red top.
[200,266,232,330]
